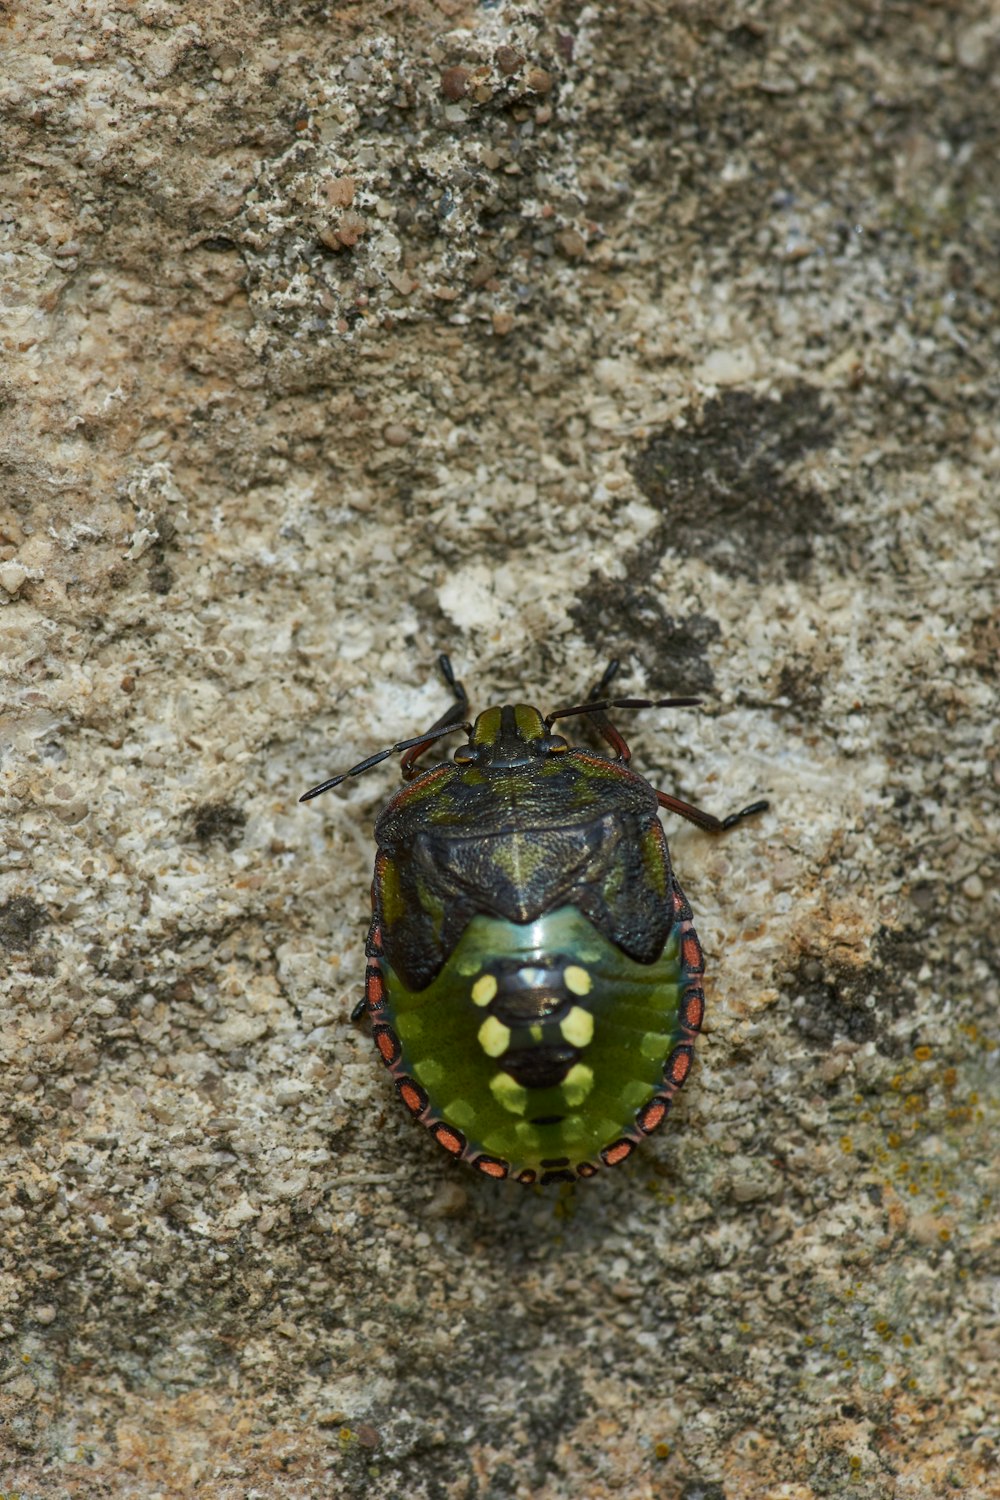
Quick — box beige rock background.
[1,1,998,1496]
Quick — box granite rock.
[1,2,997,1497]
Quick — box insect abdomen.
[367,895,704,1184]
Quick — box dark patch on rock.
[0,896,49,950]
[190,800,247,849]
[87,947,138,982]
[725,19,767,52]
[12,1108,41,1149]
[147,514,177,596]
[630,386,834,580]
[787,926,924,1056]
[485,1463,518,1497]
[569,583,720,696]
[680,1482,726,1500]
[359,1358,589,1500]
[790,957,879,1047]
[776,660,826,716]
[966,610,1000,680]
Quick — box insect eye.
[453,745,478,764]
[542,735,569,754]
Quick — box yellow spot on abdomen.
[490,1072,527,1115]
[564,964,592,996]
[640,1031,672,1061]
[478,1015,510,1057]
[562,1063,594,1107]
[414,1058,445,1089]
[443,1097,477,1129]
[471,973,498,1007]
[560,1006,594,1048]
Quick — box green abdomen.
[373,902,704,1184]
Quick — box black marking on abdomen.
[488,958,573,1026]
[500,1042,578,1089]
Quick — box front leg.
[656,790,769,833]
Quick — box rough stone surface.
[1,2,997,1497]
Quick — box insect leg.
[655,791,769,833]
[300,721,469,802]
[582,658,632,762]
[399,654,471,778]
[588,658,621,700]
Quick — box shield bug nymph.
[302,657,767,1185]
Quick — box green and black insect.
[302,657,767,1185]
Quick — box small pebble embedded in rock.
[0,561,29,594]
[555,229,586,259]
[495,45,522,75]
[525,66,553,94]
[440,66,470,101]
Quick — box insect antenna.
[545,695,702,726]
[300,720,472,802]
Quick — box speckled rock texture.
[1,1,997,1496]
